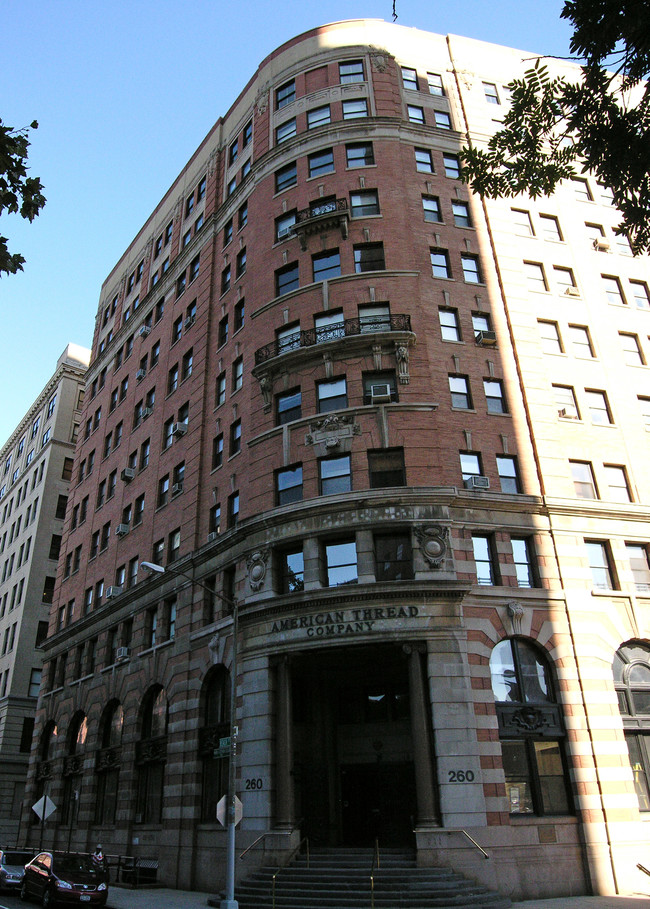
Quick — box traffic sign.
[32,795,56,821]
[216,794,242,827]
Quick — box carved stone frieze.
[415,525,449,569]
[305,414,360,447]
[247,548,270,591]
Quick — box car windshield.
[56,855,97,875]
[2,852,33,866]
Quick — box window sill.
[509,814,576,825]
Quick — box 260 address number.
[245,778,264,790]
[448,770,475,783]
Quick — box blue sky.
[0,0,573,445]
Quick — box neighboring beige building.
[0,344,89,842]
[20,20,650,903]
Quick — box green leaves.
[0,118,46,276]
[461,0,650,255]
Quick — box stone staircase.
[235,847,511,909]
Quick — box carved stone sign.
[270,605,419,639]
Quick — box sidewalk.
[105,884,650,909]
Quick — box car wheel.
[20,881,28,901]
[42,888,55,908]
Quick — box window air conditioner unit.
[106,586,123,599]
[115,523,130,537]
[564,286,580,296]
[115,646,130,661]
[121,467,136,482]
[172,422,188,437]
[369,383,392,403]
[464,475,490,490]
[136,369,146,381]
[172,483,183,497]
[139,325,151,337]
[593,238,610,252]
[142,406,153,418]
[184,315,195,329]
[558,407,578,419]
[207,531,218,543]
[475,330,497,347]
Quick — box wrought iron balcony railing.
[255,314,412,365]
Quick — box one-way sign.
[32,795,56,821]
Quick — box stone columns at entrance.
[406,643,439,826]
[275,656,294,828]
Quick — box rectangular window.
[339,60,364,83]
[350,190,380,217]
[524,261,548,292]
[626,543,650,592]
[308,148,334,177]
[277,389,301,425]
[602,274,626,305]
[638,396,650,429]
[620,332,645,365]
[276,211,296,240]
[236,248,246,278]
[276,465,303,505]
[538,320,563,354]
[427,72,444,95]
[280,548,304,593]
[407,104,425,124]
[375,532,413,581]
[511,538,535,587]
[158,475,170,507]
[539,214,563,241]
[275,161,297,193]
[452,201,472,228]
[496,455,521,493]
[553,384,580,419]
[315,310,344,343]
[449,375,472,409]
[422,195,442,222]
[461,254,482,284]
[439,308,460,341]
[483,81,500,104]
[401,67,418,90]
[460,452,482,482]
[554,266,577,293]
[585,388,612,424]
[346,142,374,167]
[630,280,650,309]
[312,249,341,281]
[230,419,242,456]
[415,147,434,173]
[585,539,616,589]
[354,243,385,272]
[325,540,357,586]
[430,249,451,279]
[320,455,351,495]
[276,79,295,109]
[443,153,460,178]
[434,110,452,129]
[227,491,239,528]
[307,105,330,129]
[603,464,632,502]
[342,98,368,119]
[568,324,594,358]
[276,118,296,144]
[570,460,598,498]
[512,208,535,236]
[484,379,507,413]
[472,534,498,585]
[572,177,593,201]
[275,262,299,296]
[317,377,347,413]
[368,448,406,488]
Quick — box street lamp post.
[140,561,239,908]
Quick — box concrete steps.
[234,847,511,909]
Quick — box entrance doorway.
[291,644,419,847]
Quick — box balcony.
[293,197,349,250]
[255,314,412,365]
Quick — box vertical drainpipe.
[445,35,619,896]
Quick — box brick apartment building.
[0,344,89,843]
[21,19,650,900]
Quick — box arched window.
[95,701,123,825]
[62,712,88,825]
[613,642,650,810]
[490,638,572,816]
[135,687,168,825]
[199,667,231,821]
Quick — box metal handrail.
[457,829,489,859]
[239,831,272,861]
[370,839,380,909]
[272,837,309,909]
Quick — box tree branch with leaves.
[461,0,650,254]
[0,119,46,276]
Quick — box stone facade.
[21,21,650,902]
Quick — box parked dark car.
[0,850,35,890]
[20,852,108,907]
